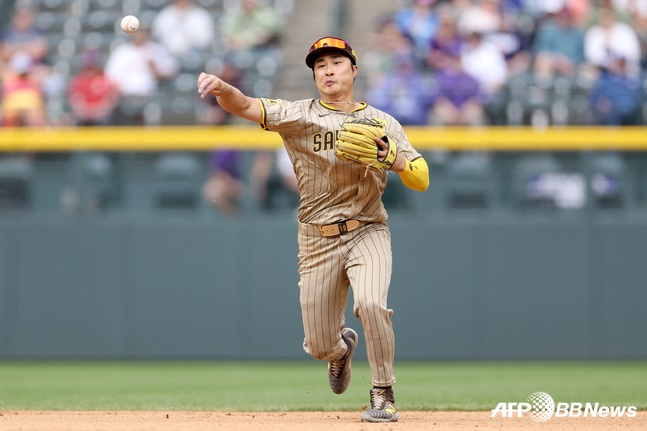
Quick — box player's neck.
[321,99,360,113]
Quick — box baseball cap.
[305,36,357,68]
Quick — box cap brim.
[305,47,356,68]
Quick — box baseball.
[120,15,139,33]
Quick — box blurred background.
[0,0,645,362]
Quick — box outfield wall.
[1,212,645,360]
[1,126,645,360]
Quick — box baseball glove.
[335,117,398,174]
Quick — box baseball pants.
[297,221,396,387]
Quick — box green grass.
[0,361,645,411]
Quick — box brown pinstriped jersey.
[259,98,422,225]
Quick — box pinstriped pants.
[297,222,396,387]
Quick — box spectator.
[151,0,215,60]
[363,19,417,88]
[1,51,47,127]
[585,0,634,25]
[0,5,48,66]
[460,0,530,74]
[607,0,647,70]
[366,53,434,125]
[532,6,585,77]
[589,55,643,125]
[220,0,283,52]
[427,5,464,71]
[429,49,486,125]
[67,49,119,126]
[460,30,508,98]
[105,28,178,125]
[584,6,641,77]
[519,0,566,20]
[458,0,502,36]
[497,0,534,74]
[202,149,245,215]
[219,0,284,96]
[393,0,439,64]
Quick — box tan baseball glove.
[335,117,398,174]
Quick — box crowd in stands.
[363,0,647,127]
[0,0,286,128]
[0,0,645,215]
[0,0,295,215]
[3,0,645,130]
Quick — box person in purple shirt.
[430,49,486,126]
[427,5,464,72]
[589,55,643,126]
[202,149,244,215]
[365,52,434,125]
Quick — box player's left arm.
[394,155,429,192]
[379,124,429,192]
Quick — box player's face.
[313,54,357,99]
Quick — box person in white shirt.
[460,30,508,98]
[584,6,641,77]
[106,29,178,97]
[151,0,215,59]
[105,28,178,124]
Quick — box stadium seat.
[0,156,33,212]
[153,153,204,209]
[63,152,116,214]
[588,152,626,209]
[445,152,494,210]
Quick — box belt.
[318,219,361,237]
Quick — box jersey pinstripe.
[259,98,422,225]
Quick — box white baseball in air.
[120,15,139,33]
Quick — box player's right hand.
[197,72,225,99]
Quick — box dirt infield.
[1,411,645,431]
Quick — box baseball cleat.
[328,327,358,394]
[361,387,399,422]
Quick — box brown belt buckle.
[337,220,349,234]
[318,220,360,237]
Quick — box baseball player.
[197,36,429,423]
